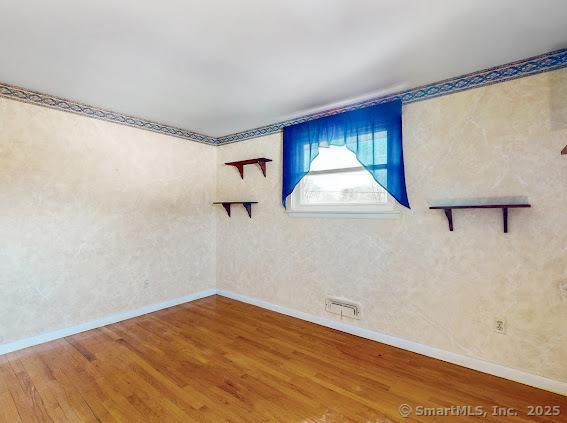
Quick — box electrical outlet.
[495,318,507,335]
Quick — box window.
[287,144,399,218]
[282,100,409,210]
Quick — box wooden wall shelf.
[562,145,567,155]
[213,202,258,218]
[225,158,272,179]
[429,203,531,233]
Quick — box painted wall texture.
[216,68,567,383]
[0,98,217,344]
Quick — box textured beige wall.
[0,98,216,344]
[2,68,566,383]
[216,69,567,382]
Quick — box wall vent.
[325,297,361,319]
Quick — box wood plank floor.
[0,295,565,422]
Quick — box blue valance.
[282,99,410,208]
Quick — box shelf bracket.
[257,161,267,177]
[221,203,231,217]
[213,202,258,218]
[234,164,245,179]
[444,208,454,231]
[242,202,253,218]
[502,207,508,233]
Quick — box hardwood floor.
[0,295,565,422]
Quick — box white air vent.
[325,297,361,319]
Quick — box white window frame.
[286,164,400,219]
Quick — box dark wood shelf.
[225,158,272,179]
[429,203,531,233]
[213,202,258,218]
[562,145,567,155]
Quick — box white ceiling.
[1,0,566,137]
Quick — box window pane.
[307,131,388,172]
[295,142,389,208]
[309,145,360,171]
[374,131,388,165]
[300,169,387,205]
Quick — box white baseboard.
[2,288,565,396]
[217,289,567,396]
[0,288,218,356]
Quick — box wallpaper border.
[1,48,565,146]
[216,48,567,144]
[0,83,218,145]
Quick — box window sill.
[286,210,401,219]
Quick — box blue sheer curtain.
[282,99,410,208]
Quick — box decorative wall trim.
[217,289,567,396]
[0,288,217,356]
[216,48,567,144]
[1,49,565,146]
[0,83,218,145]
